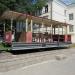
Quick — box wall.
[39,0,67,35]
[67,4,75,43]
[40,0,75,43]
[40,0,66,22]
[52,0,66,22]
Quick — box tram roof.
[1,11,70,26]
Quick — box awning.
[0,11,70,26]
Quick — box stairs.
[12,42,70,50]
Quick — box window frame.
[69,25,74,32]
[69,13,74,20]
[45,5,48,13]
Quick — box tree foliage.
[0,0,48,15]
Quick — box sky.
[32,0,75,5]
[61,0,75,5]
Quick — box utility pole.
[51,0,53,20]
[50,0,53,42]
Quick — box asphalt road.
[0,50,75,75]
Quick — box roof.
[0,11,70,26]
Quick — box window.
[35,9,42,16]
[39,9,42,15]
[45,5,48,13]
[69,25,74,32]
[16,21,26,32]
[69,13,74,20]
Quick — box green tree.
[0,0,48,15]
[0,0,16,15]
[0,0,48,32]
[26,0,48,15]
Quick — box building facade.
[66,4,75,43]
[38,0,75,43]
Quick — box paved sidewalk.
[0,54,75,75]
[0,48,75,72]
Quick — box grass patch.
[0,43,11,51]
[69,44,75,48]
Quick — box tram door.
[15,21,26,42]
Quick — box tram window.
[16,22,20,32]
[22,22,26,31]
[16,21,26,32]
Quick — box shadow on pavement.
[10,47,68,55]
